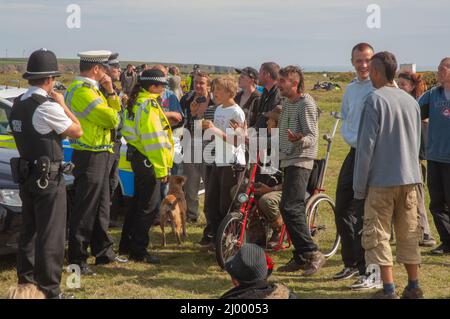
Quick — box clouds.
[0,0,449,69]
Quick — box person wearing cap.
[235,67,261,127]
[221,243,298,299]
[119,69,174,263]
[66,50,124,275]
[9,49,82,298]
[100,53,126,229]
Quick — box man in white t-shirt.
[202,76,246,248]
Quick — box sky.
[1,0,449,71]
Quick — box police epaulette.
[82,82,93,88]
[150,99,158,108]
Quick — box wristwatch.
[107,92,116,97]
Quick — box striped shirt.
[278,93,319,169]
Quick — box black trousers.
[334,148,365,274]
[204,165,242,241]
[119,151,160,258]
[68,150,116,265]
[427,161,450,248]
[280,166,318,264]
[17,172,66,299]
[201,165,214,240]
[109,141,122,223]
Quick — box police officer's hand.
[49,90,65,106]
[99,74,114,94]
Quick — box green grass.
[1,73,449,299]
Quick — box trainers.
[130,253,161,264]
[430,244,450,255]
[198,236,213,247]
[95,255,128,265]
[401,287,424,299]
[333,267,359,280]
[419,234,436,247]
[350,275,382,290]
[371,290,400,299]
[277,258,307,273]
[302,251,326,277]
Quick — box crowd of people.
[6,42,450,299]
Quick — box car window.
[0,102,11,134]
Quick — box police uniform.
[65,51,121,270]
[99,53,124,211]
[119,69,174,262]
[10,49,72,298]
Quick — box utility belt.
[126,145,153,168]
[10,156,74,189]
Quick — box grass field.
[1,73,449,299]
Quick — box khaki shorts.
[362,184,421,266]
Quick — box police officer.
[66,50,126,275]
[119,69,174,263]
[100,53,124,228]
[9,48,82,298]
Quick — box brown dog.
[160,175,187,246]
[7,284,46,299]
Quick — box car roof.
[0,86,27,101]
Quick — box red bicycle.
[215,112,342,269]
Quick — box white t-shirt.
[20,86,73,135]
[213,104,246,166]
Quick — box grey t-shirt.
[353,86,422,199]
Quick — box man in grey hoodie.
[354,51,423,299]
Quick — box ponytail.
[126,83,142,119]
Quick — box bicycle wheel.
[215,211,247,269]
[306,193,340,258]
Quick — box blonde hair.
[7,284,46,299]
[212,76,238,99]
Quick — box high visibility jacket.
[121,89,174,178]
[65,77,120,153]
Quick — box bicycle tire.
[215,211,247,269]
[305,193,340,258]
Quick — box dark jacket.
[235,90,261,127]
[181,91,215,133]
[254,85,282,129]
[220,280,298,299]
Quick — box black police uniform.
[10,93,67,299]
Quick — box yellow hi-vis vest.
[121,89,174,178]
[65,77,120,152]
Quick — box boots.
[267,215,284,249]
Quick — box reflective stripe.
[73,98,103,118]
[123,135,137,142]
[121,126,136,135]
[65,83,84,108]
[141,131,167,140]
[143,142,172,152]
[69,139,112,151]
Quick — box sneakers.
[277,258,307,273]
[370,290,400,299]
[350,275,383,290]
[198,236,213,247]
[130,253,161,264]
[419,234,436,247]
[430,244,450,255]
[401,287,424,299]
[333,267,359,280]
[302,251,326,276]
[95,255,128,265]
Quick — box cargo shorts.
[362,184,421,266]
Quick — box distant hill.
[0,58,236,75]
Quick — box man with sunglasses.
[66,50,125,275]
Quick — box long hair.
[126,83,143,119]
[398,72,428,99]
